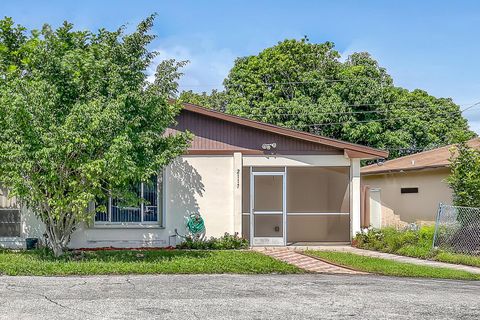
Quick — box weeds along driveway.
[0,274,479,320]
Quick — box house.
[361,138,480,228]
[0,103,387,249]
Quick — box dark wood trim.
[180,102,388,159]
[185,150,264,155]
[184,149,343,156]
[344,149,381,159]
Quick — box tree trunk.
[44,215,74,257]
[50,241,65,257]
[45,224,66,257]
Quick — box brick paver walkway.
[281,245,480,275]
[256,248,366,274]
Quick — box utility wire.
[245,105,457,117]
[295,111,462,128]
[283,101,480,127]
[179,78,390,88]
[460,101,480,113]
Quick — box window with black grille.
[401,187,419,194]
[0,209,21,237]
[95,173,163,226]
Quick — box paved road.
[0,274,479,319]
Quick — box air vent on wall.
[401,187,419,194]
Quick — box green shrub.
[446,142,480,208]
[354,226,434,255]
[177,233,249,250]
[354,225,480,267]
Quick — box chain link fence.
[433,204,480,255]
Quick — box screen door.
[250,171,286,246]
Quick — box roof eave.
[181,102,388,159]
[361,164,450,175]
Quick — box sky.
[2,0,480,133]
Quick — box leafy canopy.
[446,142,480,207]
[180,38,475,158]
[0,16,190,254]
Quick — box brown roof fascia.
[361,164,449,176]
[180,102,388,159]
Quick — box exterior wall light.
[261,143,277,150]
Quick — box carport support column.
[350,159,361,237]
[233,152,242,235]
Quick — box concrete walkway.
[279,245,480,275]
[255,248,365,274]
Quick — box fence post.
[432,203,442,250]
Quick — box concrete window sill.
[92,224,165,229]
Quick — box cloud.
[147,37,236,94]
[340,41,480,135]
[148,37,480,135]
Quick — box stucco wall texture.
[69,155,235,248]
[362,168,453,223]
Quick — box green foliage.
[0,249,302,275]
[177,233,249,250]
[446,142,480,207]
[305,250,480,280]
[180,38,475,158]
[179,89,227,112]
[354,226,435,258]
[353,226,480,267]
[0,16,190,255]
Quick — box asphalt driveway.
[0,274,478,320]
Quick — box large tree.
[0,16,190,256]
[181,39,475,158]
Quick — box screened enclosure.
[242,166,350,244]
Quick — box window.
[0,185,21,237]
[401,187,419,194]
[95,173,164,226]
[0,209,20,237]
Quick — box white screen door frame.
[250,170,286,246]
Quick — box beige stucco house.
[0,103,386,249]
[361,138,480,228]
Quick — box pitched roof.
[180,102,389,159]
[361,138,480,175]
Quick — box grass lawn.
[0,249,303,276]
[396,245,480,268]
[305,250,480,281]
[355,226,480,268]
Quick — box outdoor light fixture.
[261,143,277,150]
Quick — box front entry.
[250,171,286,246]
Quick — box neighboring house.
[0,103,386,249]
[361,138,480,228]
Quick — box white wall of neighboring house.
[369,188,382,228]
[362,167,453,224]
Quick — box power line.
[180,77,393,89]
[243,104,458,117]
[185,99,479,127]
[292,106,478,128]
[183,92,475,111]
[236,100,470,110]
[461,101,480,113]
